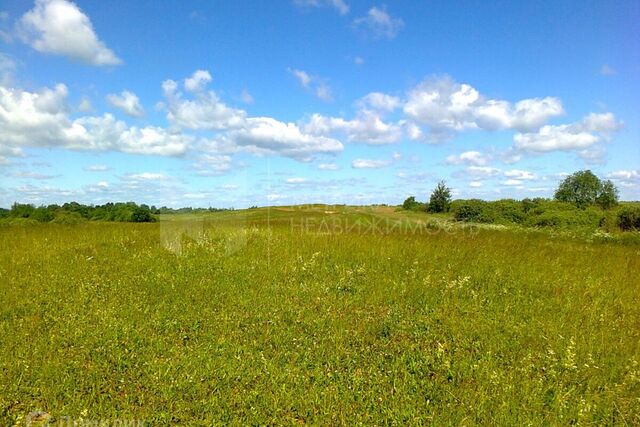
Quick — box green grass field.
[1,206,639,425]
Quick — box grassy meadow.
[1,205,639,425]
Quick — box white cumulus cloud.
[0,83,191,156]
[513,113,622,153]
[184,70,212,93]
[303,111,402,145]
[608,170,639,180]
[357,92,401,112]
[606,170,639,189]
[227,117,343,161]
[403,76,564,141]
[17,0,121,66]
[162,77,246,130]
[106,90,144,118]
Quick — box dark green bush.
[493,199,526,224]
[526,205,603,229]
[451,198,609,231]
[402,196,420,211]
[529,211,563,228]
[131,206,157,222]
[617,206,640,231]
[31,207,55,222]
[521,198,545,213]
[453,200,496,223]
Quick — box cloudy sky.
[0,0,638,207]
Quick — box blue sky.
[0,0,638,208]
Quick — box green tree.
[554,170,602,209]
[428,181,452,213]
[595,179,619,210]
[402,196,418,210]
[554,170,619,209]
[131,206,157,222]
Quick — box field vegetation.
[1,205,639,425]
[402,170,640,237]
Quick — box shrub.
[131,206,157,223]
[617,206,640,231]
[598,210,619,233]
[493,199,526,224]
[522,198,535,213]
[527,205,603,229]
[529,211,562,228]
[31,207,55,222]
[450,198,606,230]
[453,200,496,223]
[402,196,419,211]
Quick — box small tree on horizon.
[402,196,419,210]
[428,181,452,213]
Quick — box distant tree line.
[402,170,640,232]
[0,202,233,224]
[0,202,158,223]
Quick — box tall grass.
[1,208,639,424]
